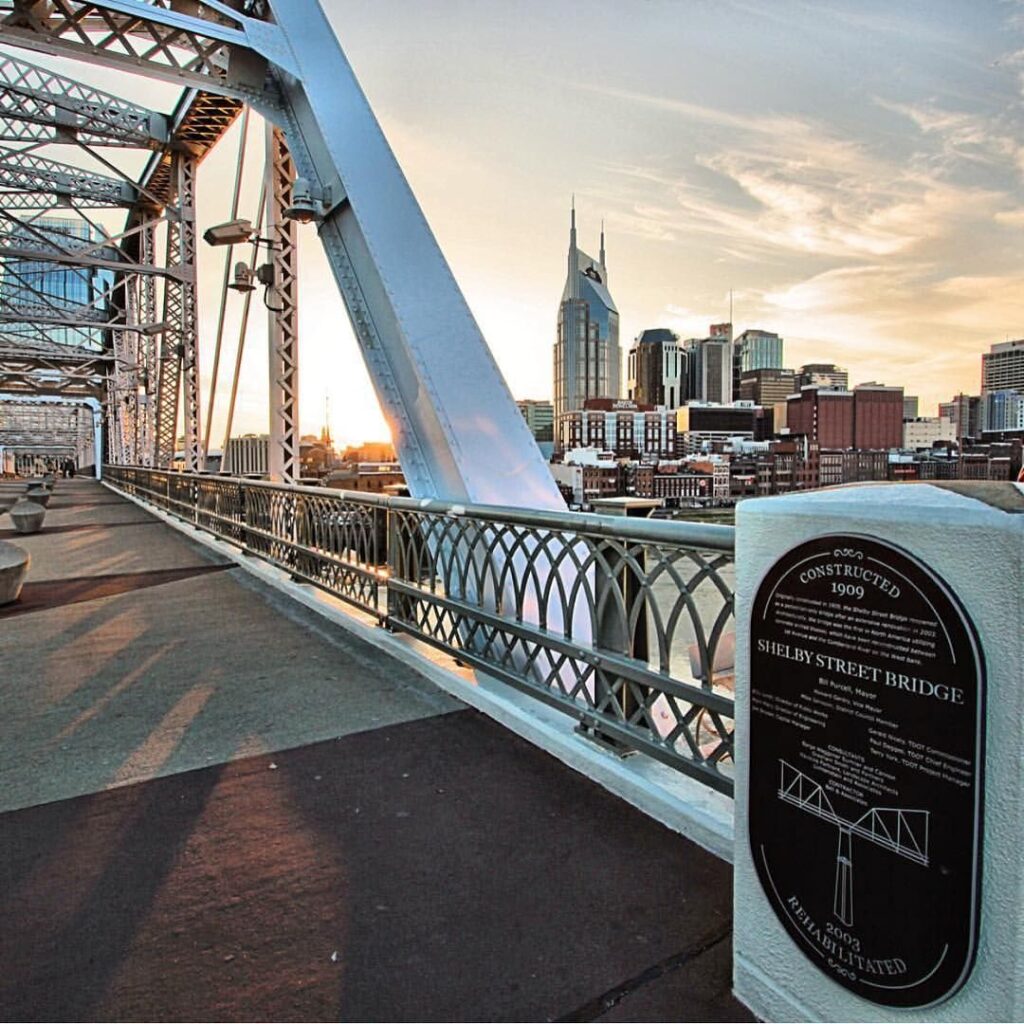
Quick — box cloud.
[574,82,810,139]
[995,207,1024,226]
[874,97,1024,178]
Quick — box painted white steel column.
[264,0,564,508]
[732,482,1024,1022]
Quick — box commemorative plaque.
[749,534,984,1008]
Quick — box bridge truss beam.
[0,51,168,147]
[0,0,560,507]
[0,146,136,208]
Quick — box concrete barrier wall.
[732,482,1024,1022]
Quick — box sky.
[7,0,1024,446]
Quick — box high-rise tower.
[553,203,620,433]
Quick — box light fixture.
[285,177,323,224]
[203,218,255,247]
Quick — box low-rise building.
[224,434,269,476]
[516,399,555,442]
[903,416,956,450]
[676,401,772,454]
[325,462,405,493]
[559,399,676,458]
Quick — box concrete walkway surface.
[0,477,749,1022]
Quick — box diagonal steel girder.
[0,223,178,280]
[0,357,109,397]
[0,51,167,147]
[0,333,110,357]
[0,239,170,277]
[0,147,136,207]
[0,319,111,349]
[0,302,113,326]
[0,258,121,326]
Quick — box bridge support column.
[264,125,299,485]
[155,154,200,471]
[732,482,1024,1022]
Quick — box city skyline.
[299,0,1022,445]
[3,2,1020,446]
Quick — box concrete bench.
[0,540,29,605]
[24,486,51,508]
[9,499,45,534]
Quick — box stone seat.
[0,540,29,605]
[24,487,51,507]
[9,499,45,534]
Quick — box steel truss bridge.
[0,1,739,795]
[0,0,561,509]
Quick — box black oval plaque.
[749,534,984,1008]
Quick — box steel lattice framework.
[0,0,559,506]
[0,393,101,469]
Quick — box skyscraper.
[685,329,734,404]
[0,217,112,349]
[553,204,620,430]
[740,368,796,406]
[981,339,1024,394]
[627,328,686,409]
[736,329,784,373]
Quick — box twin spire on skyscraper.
[568,196,607,292]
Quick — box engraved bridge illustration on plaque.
[777,761,930,926]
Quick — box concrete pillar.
[733,482,1024,1022]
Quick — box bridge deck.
[0,478,747,1022]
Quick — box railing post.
[385,505,400,628]
[584,505,656,752]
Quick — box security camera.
[228,262,256,292]
[203,218,255,247]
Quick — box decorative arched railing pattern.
[105,465,736,796]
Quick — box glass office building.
[0,217,112,349]
[553,205,620,429]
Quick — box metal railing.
[104,466,737,795]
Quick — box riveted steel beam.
[0,147,135,207]
[0,0,283,102]
[0,51,167,146]
[0,0,562,508]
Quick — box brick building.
[786,387,854,449]
[852,383,904,450]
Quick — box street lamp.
[203,218,255,247]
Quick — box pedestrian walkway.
[0,478,748,1021]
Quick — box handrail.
[104,465,737,796]
[174,468,736,551]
